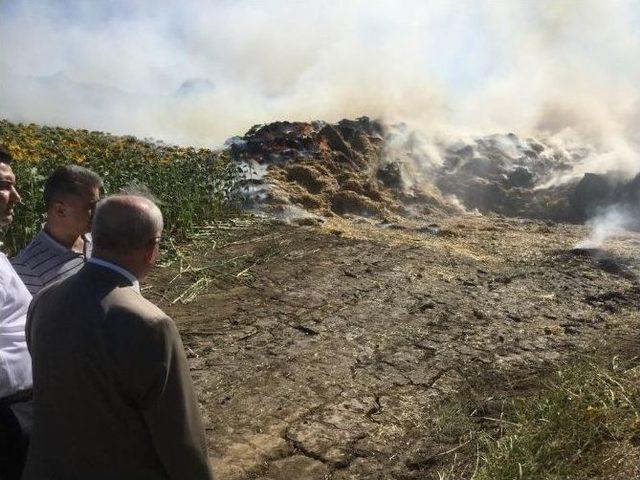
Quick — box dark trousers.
[0,402,29,480]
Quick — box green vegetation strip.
[436,358,640,480]
[0,120,243,255]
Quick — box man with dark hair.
[0,146,32,480]
[12,165,102,294]
[0,144,13,165]
[24,195,214,480]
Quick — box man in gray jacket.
[23,194,214,480]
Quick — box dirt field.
[146,214,640,479]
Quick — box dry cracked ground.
[146,214,640,479]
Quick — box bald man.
[23,195,214,480]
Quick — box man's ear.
[50,200,67,219]
[142,244,157,264]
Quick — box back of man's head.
[0,144,12,166]
[92,195,163,255]
[44,165,103,209]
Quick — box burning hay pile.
[228,117,640,228]
[230,118,424,221]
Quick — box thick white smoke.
[1,0,640,179]
[575,205,634,249]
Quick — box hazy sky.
[1,0,640,168]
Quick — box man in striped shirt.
[12,165,102,294]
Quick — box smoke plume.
[575,205,636,249]
[1,0,640,180]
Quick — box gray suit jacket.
[22,263,214,480]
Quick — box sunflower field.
[0,120,243,255]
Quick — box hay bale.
[330,191,384,216]
[285,164,331,194]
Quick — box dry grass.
[148,216,281,304]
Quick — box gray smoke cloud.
[1,0,640,179]
[575,205,632,249]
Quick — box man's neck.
[91,250,145,281]
[44,223,83,252]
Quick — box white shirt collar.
[87,257,140,293]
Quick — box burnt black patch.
[552,248,637,280]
